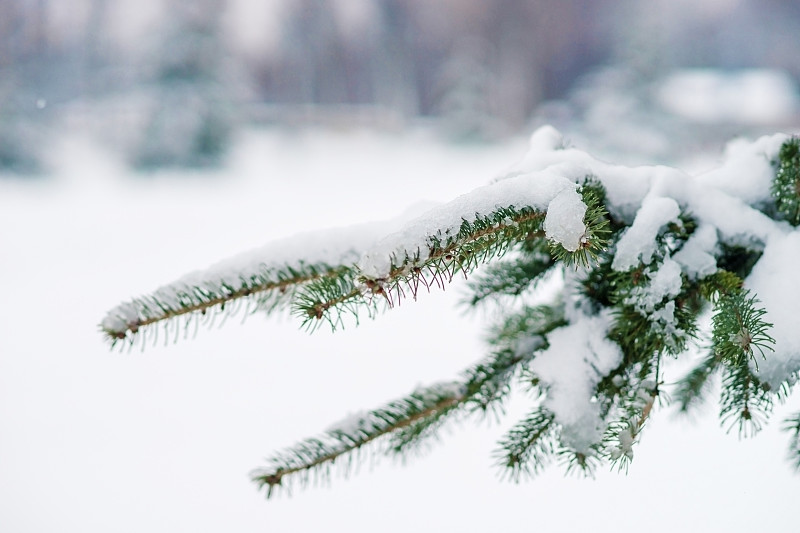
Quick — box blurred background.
[2,0,800,175]
[3,2,800,532]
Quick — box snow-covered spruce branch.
[102,127,800,495]
[101,159,606,343]
[101,261,355,346]
[292,204,571,330]
[253,303,566,496]
[288,205,548,330]
[251,382,466,497]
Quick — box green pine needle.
[465,242,554,307]
[697,270,743,302]
[494,408,557,481]
[559,447,600,477]
[485,303,567,352]
[719,360,774,438]
[675,353,722,413]
[711,289,775,369]
[772,137,800,226]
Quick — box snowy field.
[1,127,798,532]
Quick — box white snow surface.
[672,223,718,279]
[527,124,565,153]
[357,170,574,278]
[612,196,681,271]
[697,134,788,205]
[529,311,623,452]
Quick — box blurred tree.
[251,0,612,135]
[0,0,51,174]
[132,0,234,170]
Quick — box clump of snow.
[672,224,718,279]
[622,258,686,350]
[685,186,778,247]
[544,186,587,252]
[612,196,681,271]
[528,312,623,452]
[527,125,565,153]
[499,126,659,223]
[696,133,789,206]
[624,258,683,315]
[745,231,800,388]
[514,335,546,358]
[611,426,635,460]
[649,301,676,331]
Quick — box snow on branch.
[102,164,604,341]
[100,209,427,345]
[102,125,800,493]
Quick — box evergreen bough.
[101,128,800,497]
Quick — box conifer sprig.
[719,361,773,437]
[385,348,533,456]
[253,303,566,495]
[711,289,775,369]
[675,353,722,413]
[494,408,557,481]
[101,262,354,347]
[465,245,553,307]
[601,377,660,471]
[785,412,800,470]
[252,382,466,497]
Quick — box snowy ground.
[1,127,798,532]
